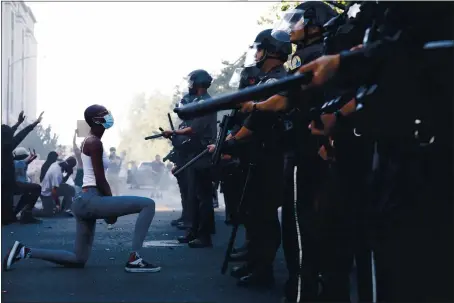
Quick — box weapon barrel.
[174,72,313,119]
[144,134,164,140]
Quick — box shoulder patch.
[291,56,302,69]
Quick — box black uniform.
[170,94,196,225]
[222,66,261,226]
[240,65,287,281]
[326,2,453,302]
[186,92,218,243]
[274,2,337,300]
[284,41,331,302]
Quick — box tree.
[16,123,59,160]
[257,1,347,25]
[117,92,175,163]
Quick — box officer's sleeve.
[335,40,389,88]
[243,111,270,132]
[190,113,216,135]
[334,0,454,89]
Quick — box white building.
[1,1,38,125]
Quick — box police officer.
[223,29,291,287]
[169,93,197,229]
[222,66,261,227]
[163,69,217,248]
[216,66,261,275]
[240,3,337,301]
[298,2,453,302]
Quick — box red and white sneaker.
[124,253,161,273]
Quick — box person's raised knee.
[146,198,156,211]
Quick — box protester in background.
[14,148,37,183]
[107,147,122,196]
[151,155,165,184]
[2,111,44,225]
[39,151,59,183]
[128,161,139,189]
[12,147,42,224]
[35,157,77,217]
[73,129,84,193]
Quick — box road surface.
[2,186,289,303]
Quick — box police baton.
[174,72,313,119]
[144,127,166,140]
[168,113,175,131]
[172,148,210,176]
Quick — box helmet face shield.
[271,9,305,40]
[244,44,264,68]
[229,68,243,89]
[187,79,194,90]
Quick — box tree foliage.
[257,1,347,25]
[117,92,175,163]
[16,123,59,160]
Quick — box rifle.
[144,128,166,141]
[174,72,313,119]
[171,109,237,177]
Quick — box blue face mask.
[94,112,114,129]
[102,113,114,129]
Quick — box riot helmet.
[272,1,338,44]
[187,69,213,95]
[244,29,292,69]
[229,66,261,90]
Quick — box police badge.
[291,55,302,70]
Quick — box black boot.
[176,221,192,230]
[188,237,212,248]
[237,271,275,288]
[171,217,183,226]
[230,250,248,262]
[177,232,196,244]
[231,264,251,279]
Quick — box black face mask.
[188,87,198,96]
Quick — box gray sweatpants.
[29,188,156,267]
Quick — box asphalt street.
[1,186,289,303]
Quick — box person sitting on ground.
[34,157,77,217]
[14,148,38,183]
[39,151,59,183]
[12,147,42,224]
[1,111,44,225]
[3,104,161,273]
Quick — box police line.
[174,72,313,119]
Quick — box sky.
[26,1,275,148]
